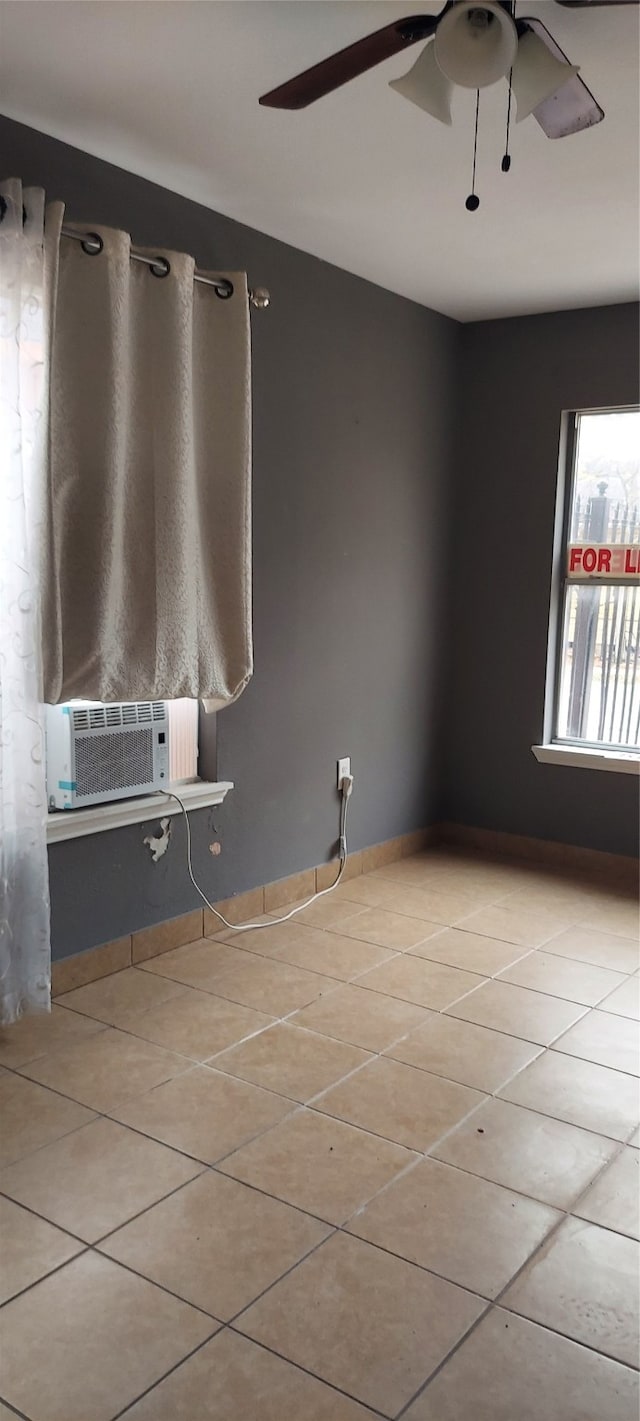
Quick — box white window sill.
[532,745,639,776]
[46,780,234,843]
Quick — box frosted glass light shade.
[434,2,517,90]
[512,29,579,122]
[389,39,453,125]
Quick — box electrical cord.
[166,773,354,933]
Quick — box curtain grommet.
[81,232,104,256]
[149,257,171,278]
[215,279,234,300]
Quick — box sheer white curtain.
[0,179,62,1023]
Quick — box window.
[167,699,200,781]
[554,408,640,754]
[45,697,227,842]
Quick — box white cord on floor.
[166,776,353,933]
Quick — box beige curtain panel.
[43,223,253,707]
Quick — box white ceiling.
[0,0,638,320]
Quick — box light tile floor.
[0,846,638,1420]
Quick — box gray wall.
[0,117,459,958]
[443,304,640,858]
[2,119,637,960]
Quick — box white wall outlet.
[337,757,351,787]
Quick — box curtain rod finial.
[250,287,270,310]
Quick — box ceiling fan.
[259,0,636,207]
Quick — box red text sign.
[567,544,640,579]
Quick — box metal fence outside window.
[558,486,640,748]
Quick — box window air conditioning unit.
[45,701,170,810]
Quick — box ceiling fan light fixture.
[434,2,518,89]
[511,29,580,122]
[389,38,453,124]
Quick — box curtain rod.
[61,227,270,309]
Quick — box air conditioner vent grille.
[71,701,165,732]
[75,729,155,797]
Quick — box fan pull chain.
[502,70,513,172]
[465,90,480,212]
[502,0,516,172]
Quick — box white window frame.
[533,406,640,776]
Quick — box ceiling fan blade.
[533,70,604,135]
[259,14,439,109]
[520,17,604,135]
[555,1,637,7]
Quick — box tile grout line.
[94,1197,339,1323]
[91,1131,361,1246]
[0,1395,31,1420]
[363,886,638,955]
[87,1241,229,1322]
[443,1004,592,1052]
[213,1111,421,1221]
[348,1132,638,1289]
[231,1325,392,1419]
[300,982,630,1227]
[109,1324,222,1421]
[102,1091,304,1167]
[3,972,636,1184]
[16,967,435,1103]
[3,955,636,1241]
[0,1108,107,1171]
[8,1035,492,1295]
[88,920,509,1421]
[13,909,528,1143]
[209,966,634,1386]
[52,989,337,1063]
[11,971,601,1092]
[113,1318,390,1421]
[0,1242,91,1314]
[5,949,460,1239]
[53,907,637,1044]
[3,1033,634,1318]
[394,1302,495,1420]
[7,1055,203,1115]
[487,1308,640,1375]
[0,852,636,1418]
[4,1126,632,1420]
[0,1138,327,1321]
[393,1131,636,1418]
[0,1186,92,1249]
[305,1081,489,1159]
